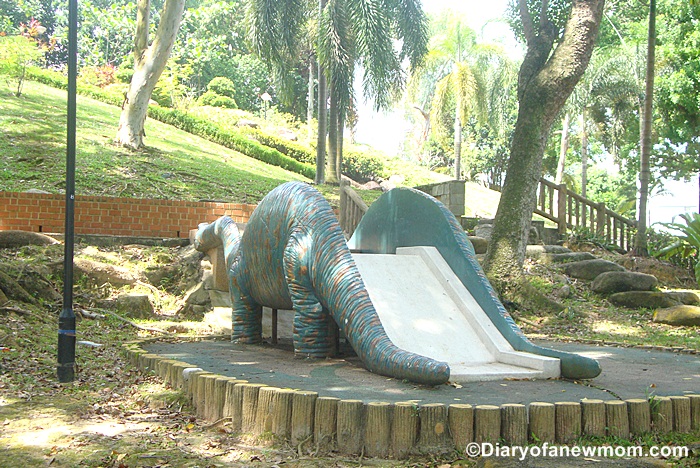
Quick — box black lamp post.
[57,0,78,383]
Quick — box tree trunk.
[454,110,462,180]
[337,112,344,181]
[580,109,589,197]
[116,0,184,149]
[634,0,655,257]
[315,0,328,185]
[307,59,315,141]
[555,112,570,185]
[327,81,339,184]
[483,0,605,281]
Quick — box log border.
[121,338,700,459]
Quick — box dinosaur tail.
[194,216,241,271]
[312,224,450,386]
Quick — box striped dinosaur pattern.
[195,181,450,385]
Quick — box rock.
[361,180,382,191]
[526,245,571,259]
[474,224,493,240]
[388,174,405,185]
[609,291,680,309]
[379,180,395,191]
[468,236,488,254]
[278,130,297,141]
[0,231,59,249]
[591,271,658,294]
[542,252,597,265]
[24,188,50,194]
[653,305,700,326]
[183,281,210,306]
[553,284,572,299]
[74,258,141,285]
[236,119,259,128]
[561,258,625,280]
[666,290,700,305]
[110,293,154,319]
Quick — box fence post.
[596,202,606,237]
[339,179,348,235]
[557,184,567,235]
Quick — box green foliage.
[240,128,315,165]
[566,226,621,252]
[197,77,238,109]
[0,34,44,96]
[198,91,237,109]
[147,106,315,179]
[651,213,700,284]
[78,64,117,88]
[342,150,385,183]
[207,76,236,98]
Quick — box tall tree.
[632,0,655,256]
[248,0,427,184]
[483,0,605,283]
[116,0,185,149]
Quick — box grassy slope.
[0,80,312,203]
[0,80,452,208]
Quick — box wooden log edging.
[121,340,700,459]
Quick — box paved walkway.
[144,338,699,405]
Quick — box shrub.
[342,150,384,183]
[198,90,237,109]
[240,128,314,165]
[651,213,700,284]
[147,107,315,179]
[79,64,117,88]
[207,77,236,98]
[0,35,44,96]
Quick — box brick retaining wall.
[0,192,256,238]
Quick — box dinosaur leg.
[284,231,332,357]
[229,269,262,344]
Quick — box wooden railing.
[339,180,368,238]
[534,178,636,251]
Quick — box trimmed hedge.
[23,67,315,180]
[148,107,315,179]
[240,127,315,165]
[342,150,385,183]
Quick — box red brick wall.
[0,192,257,238]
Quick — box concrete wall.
[415,180,465,217]
[0,191,256,238]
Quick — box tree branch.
[134,0,150,64]
[519,0,536,46]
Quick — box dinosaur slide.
[197,182,600,385]
[347,187,601,381]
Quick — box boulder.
[653,305,700,326]
[561,258,625,280]
[542,252,596,265]
[0,231,59,249]
[526,245,571,260]
[183,281,210,306]
[609,291,680,309]
[474,223,493,240]
[666,290,700,305]
[468,236,488,254]
[74,258,141,285]
[591,271,658,294]
[109,293,154,319]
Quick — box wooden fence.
[534,178,636,252]
[339,180,368,238]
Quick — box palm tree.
[247,0,428,184]
[554,49,638,196]
[410,14,516,180]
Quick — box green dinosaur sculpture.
[195,181,450,385]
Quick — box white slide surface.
[352,246,560,382]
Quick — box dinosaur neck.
[311,228,450,386]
